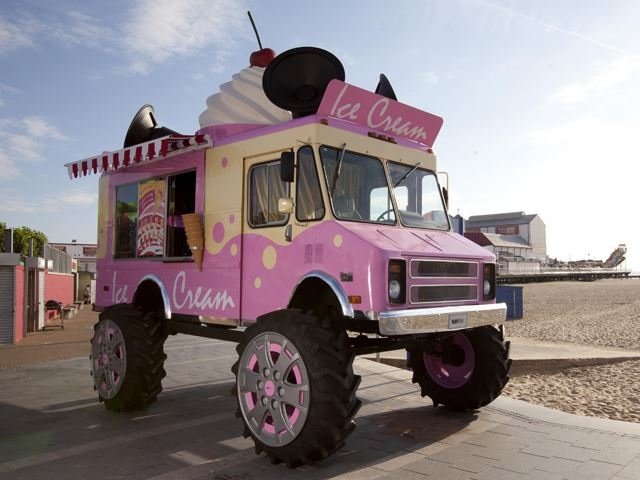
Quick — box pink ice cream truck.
[67,47,511,467]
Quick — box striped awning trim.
[64,134,212,180]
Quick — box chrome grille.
[410,285,477,304]
[410,260,478,278]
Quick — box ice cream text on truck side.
[66,46,511,468]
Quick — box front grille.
[410,285,477,304]
[410,260,478,278]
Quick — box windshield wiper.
[393,161,422,187]
[330,143,347,195]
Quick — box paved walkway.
[1,331,640,479]
[0,306,95,368]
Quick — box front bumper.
[377,303,507,336]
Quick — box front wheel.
[408,326,511,411]
[232,310,361,467]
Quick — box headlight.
[388,259,406,304]
[389,280,401,300]
[483,263,496,300]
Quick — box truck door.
[241,152,293,322]
[241,147,327,323]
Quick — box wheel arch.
[288,271,354,318]
[133,274,172,319]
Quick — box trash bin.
[496,285,523,320]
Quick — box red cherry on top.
[250,48,276,67]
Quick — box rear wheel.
[408,326,511,411]
[91,304,167,411]
[232,309,361,467]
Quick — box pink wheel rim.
[423,333,474,389]
[237,332,309,447]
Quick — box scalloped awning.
[64,134,212,180]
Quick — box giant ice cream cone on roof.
[182,213,204,271]
[199,13,291,128]
[198,66,292,127]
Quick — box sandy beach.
[503,278,640,423]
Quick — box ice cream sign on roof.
[318,80,443,147]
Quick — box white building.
[464,212,546,274]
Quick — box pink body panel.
[98,203,492,322]
[240,221,493,321]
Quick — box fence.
[44,244,72,274]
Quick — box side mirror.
[442,186,449,210]
[280,151,295,182]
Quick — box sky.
[1,0,638,271]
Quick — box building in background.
[48,241,97,303]
[463,211,546,274]
[0,242,75,344]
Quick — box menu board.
[136,179,165,257]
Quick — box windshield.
[388,162,449,230]
[320,146,396,224]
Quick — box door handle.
[284,224,292,242]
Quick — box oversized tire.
[232,309,361,467]
[90,304,167,411]
[408,326,511,411]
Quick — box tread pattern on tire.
[408,326,512,411]
[91,304,167,411]
[231,309,361,468]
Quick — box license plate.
[448,313,468,329]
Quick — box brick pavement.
[1,321,640,479]
[0,307,95,368]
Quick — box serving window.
[115,183,138,258]
[113,170,196,259]
[167,171,196,257]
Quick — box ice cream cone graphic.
[182,213,204,271]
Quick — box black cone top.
[263,47,345,118]
[124,104,181,148]
[375,74,397,101]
